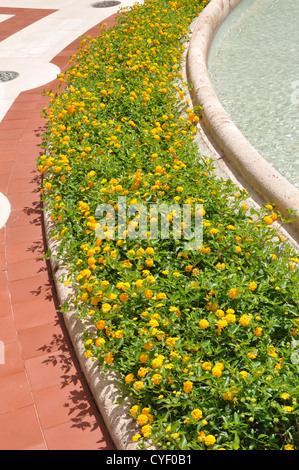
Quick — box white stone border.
[186,0,299,234]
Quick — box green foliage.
[37,0,299,451]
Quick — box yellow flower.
[239,314,250,326]
[95,337,105,347]
[283,406,294,412]
[156,292,167,300]
[249,281,257,291]
[102,303,111,313]
[217,319,228,330]
[130,405,139,416]
[254,327,263,337]
[151,374,162,385]
[133,381,144,391]
[191,408,203,420]
[284,444,294,450]
[228,288,239,299]
[199,319,209,329]
[225,313,236,323]
[137,413,149,426]
[120,292,129,302]
[267,345,278,357]
[204,434,216,446]
[95,320,106,330]
[185,265,193,272]
[137,367,149,378]
[125,373,134,384]
[81,292,88,302]
[144,289,153,299]
[104,353,114,364]
[132,434,141,443]
[139,353,149,363]
[140,424,152,439]
[202,361,212,371]
[152,354,165,369]
[183,380,193,394]
[212,363,224,377]
[281,393,290,400]
[145,258,154,267]
[263,216,273,225]
[247,350,257,360]
[197,431,206,442]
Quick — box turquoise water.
[208,0,299,189]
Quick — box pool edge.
[186,0,299,235]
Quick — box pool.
[207,0,299,189]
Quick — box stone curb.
[186,0,299,234]
[43,207,140,450]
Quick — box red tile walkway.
[0,10,118,450]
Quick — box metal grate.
[91,1,121,7]
[0,71,19,82]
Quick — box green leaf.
[232,432,240,450]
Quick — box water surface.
[208,0,299,188]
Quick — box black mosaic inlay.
[0,71,20,82]
[91,1,121,7]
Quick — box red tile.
[44,418,114,450]
[18,320,66,360]
[0,139,19,151]
[24,348,83,392]
[0,129,23,141]
[0,149,17,163]
[0,372,33,415]
[34,377,99,430]
[0,251,6,271]
[0,161,13,174]
[9,101,38,113]
[7,176,40,195]
[6,207,42,229]
[0,341,24,378]
[8,256,48,282]
[0,291,12,318]
[10,163,39,179]
[9,273,53,305]
[6,222,42,244]
[8,191,41,211]
[0,406,45,450]
[0,271,9,293]
[0,315,18,344]
[6,239,44,263]
[12,297,57,331]
[0,173,10,194]
[0,119,29,130]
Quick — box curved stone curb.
[43,208,140,451]
[186,0,299,234]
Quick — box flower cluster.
[38,0,299,451]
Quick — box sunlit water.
[207,0,299,188]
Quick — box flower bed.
[38,0,299,450]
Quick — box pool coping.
[186,0,299,236]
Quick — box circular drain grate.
[91,1,121,7]
[0,71,19,82]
